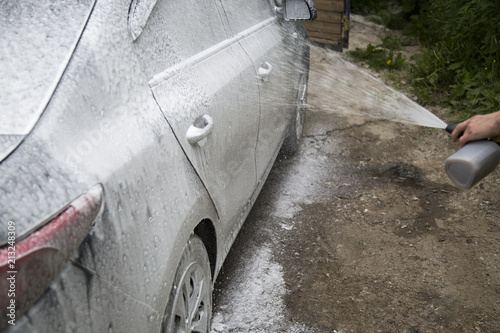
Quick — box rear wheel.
[162,235,212,333]
[280,73,307,157]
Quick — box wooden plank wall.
[304,0,346,48]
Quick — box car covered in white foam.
[0,0,315,331]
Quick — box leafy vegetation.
[349,35,406,71]
[349,0,500,120]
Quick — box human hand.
[452,111,500,147]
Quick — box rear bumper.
[2,261,160,333]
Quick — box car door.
[131,0,260,225]
[218,0,302,180]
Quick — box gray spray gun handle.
[445,123,500,189]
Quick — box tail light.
[0,184,103,328]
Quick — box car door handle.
[258,62,273,82]
[186,115,214,146]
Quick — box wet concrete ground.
[211,19,500,333]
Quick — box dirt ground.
[213,15,500,333]
[280,15,500,332]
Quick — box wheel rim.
[171,262,211,333]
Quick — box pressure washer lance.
[445,123,500,189]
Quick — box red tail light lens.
[0,184,103,328]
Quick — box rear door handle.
[186,115,214,146]
[258,62,273,82]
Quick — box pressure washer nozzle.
[445,123,457,134]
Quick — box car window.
[0,0,95,136]
[130,0,229,79]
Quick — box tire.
[162,235,212,333]
[280,72,308,158]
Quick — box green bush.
[410,0,500,118]
[352,0,421,29]
[351,0,500,119]
[351,0,388,15]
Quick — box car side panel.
[140,0,261,246]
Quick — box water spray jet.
[310,49,500,189]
